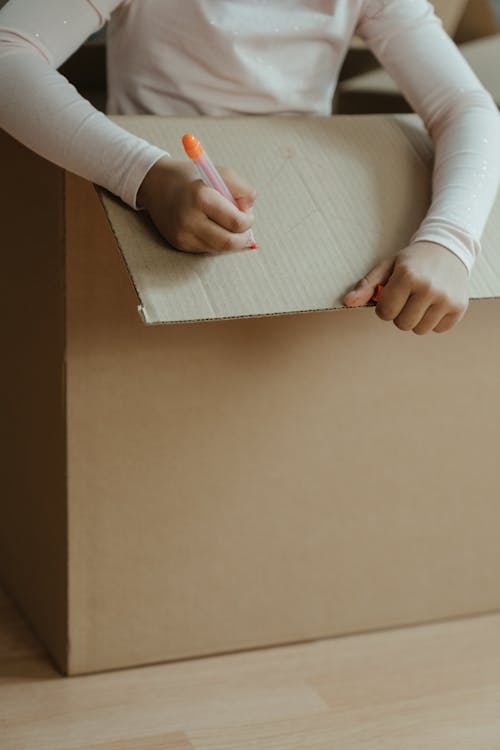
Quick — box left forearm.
[411,92,500,273]
[358,0,500,273]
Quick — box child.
[1,0,499,335]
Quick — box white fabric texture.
[0,0,499,270]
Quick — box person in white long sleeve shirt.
[1,0,499,334]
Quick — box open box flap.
[98,114,500,324]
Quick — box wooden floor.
[2,588,500,750]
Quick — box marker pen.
[372,283,384,303]
[182,133,257,249]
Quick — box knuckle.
[172,228,189,249]
[191,180,204,199]
[194,187,210,212]
[434,294,450,307]
[220,234,236,252]
[396,265,413,283]
[415,279,431,296]
[434,322,451,333]
[228,215,244,233]
[375,305,393,322]
[394,319,411,331]
[196,195,209,214]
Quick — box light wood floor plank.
[70,732,195,750]
[2,587,500,750]
[188,687,500,749]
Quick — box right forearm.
[0,45,168,208]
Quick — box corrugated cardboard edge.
[96,114,500,325]
[96,180,370,327]
[95,186,143,313]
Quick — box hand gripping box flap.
[98,115,500,325]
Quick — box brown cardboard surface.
[457,34,500,101]
[3,113,500,675]
[339,35,500,111]
[0,130,68,671]
[101,115,500,325]
[456,0,499,43]
[432,0,470,35]
[66,174,500,674]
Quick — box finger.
[433,311,463,334]
[375,268,413,321]
[217,166,257,211]
[193,217,254,253]
[411,304,448,336]
[343,257,395,307]
[196,184,254,234]
[392,293,434,332]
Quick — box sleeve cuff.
[410,220,480,276]
[119,145,170,210]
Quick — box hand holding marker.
[182,133,381,301]
[182,133,257,249]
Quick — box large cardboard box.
[433,0,471,35]
[1,115,500,675]
[456,0,499,43]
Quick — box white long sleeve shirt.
[1,0,499,273]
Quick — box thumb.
[218,165,257,212]
[343,257,395,308]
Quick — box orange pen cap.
[182,133,204,160]
[372,283,384,303]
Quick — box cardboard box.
[456,0,499,43]
[1,115,500,675]
[433,0,471,36]
[338,34,500,114]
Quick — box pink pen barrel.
[197,151,236,206]
[182,133,257,249]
